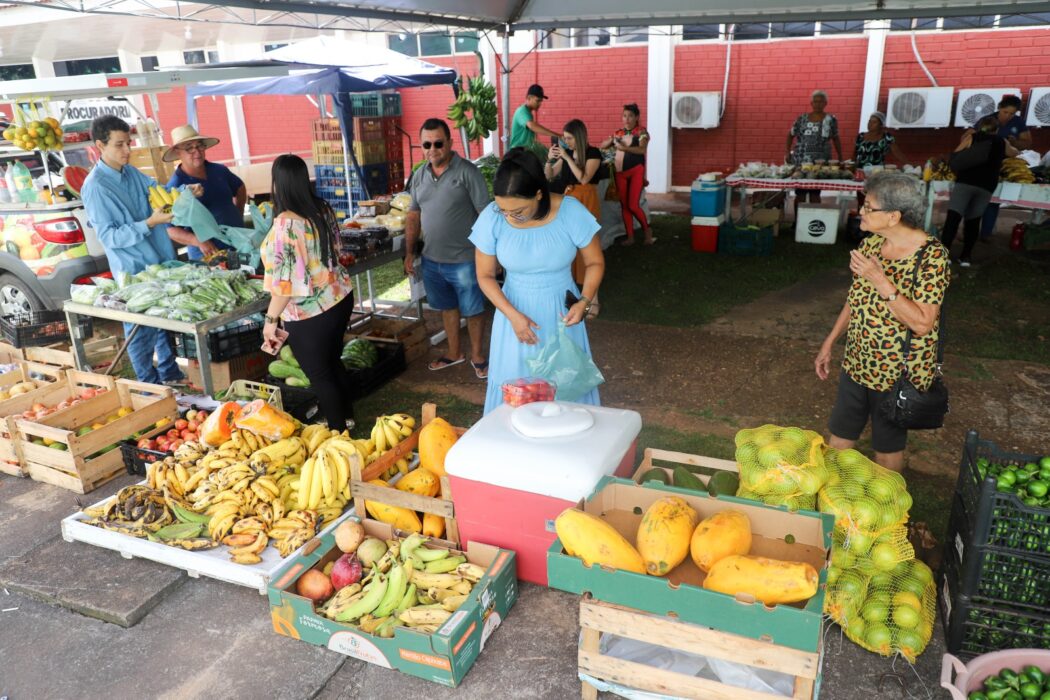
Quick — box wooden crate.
[24,335,122,370]
[0,362,69,477]
[631,447,740,487]
[351,403,466,544]
[177,350,270,392]
[0,341,24,364]
[353,316,427,364]
[16,378,177,494]
[129,146,173,183]
[579,597,821,700]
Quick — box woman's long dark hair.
[271,154,337,268]
[493,148,551,220]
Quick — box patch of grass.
[902,468,954,542]
[364,258,410,303]
[637,424,737,461]
[598,215,848,327]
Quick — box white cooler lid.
[445,401,642,502]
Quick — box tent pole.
[501,28,511,156]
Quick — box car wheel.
[0,274,45,317]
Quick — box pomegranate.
[296,569,334,603]
[330,553,362,591]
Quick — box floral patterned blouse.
[261,215,352,322]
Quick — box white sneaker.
[959,259,972,268]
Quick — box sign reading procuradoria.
[61,98,134,122]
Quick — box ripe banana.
[398,605,452,627]
[409,569,463,590]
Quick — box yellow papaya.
[555,508,646,574]
[396,466,440,497]
[418,417,457,477]
[422,512,445,538]
[363,478,422,532]
[702,555,818,605]
[690,509,753,572]
[636,496,698,576]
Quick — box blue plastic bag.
[172,190,268,268]
[525,321,604,401]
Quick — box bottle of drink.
[4,164,18,200]
[0,167,11,204]
[922,160,933,183]
[11,161,37,203]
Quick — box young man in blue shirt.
[81,115,196,385]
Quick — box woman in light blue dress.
[470,149,606,414]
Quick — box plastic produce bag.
[525,321,604,401]
[171,188,223,242]
[234,400,298,441]
[90,276,117,293]
[69,284,100,305]
[250,202,273,233]
[125,284,165,313]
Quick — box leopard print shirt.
[842,235,950,392]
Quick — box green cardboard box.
[269,520,518,687]
[547,476,834,653]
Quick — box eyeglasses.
[179,142,206,152]
[860,203,889,214]
[492,202,532,222]
[422,140,445,150]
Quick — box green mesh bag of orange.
[824,558,936,662]
[818,447,913,539]
[734,425,830,509]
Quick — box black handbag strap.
[897,241,946,371]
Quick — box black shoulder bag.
[879,244,950,430]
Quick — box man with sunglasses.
[404,118,491,378]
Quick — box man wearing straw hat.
[164,124,247,260]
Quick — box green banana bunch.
[445,75,497,142]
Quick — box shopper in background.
[81,115,189,386]
[599,103,653,246]
[261,154,356,429]
[404,118,491,378]
[509,84,559,162]
[164,124,247,260]
[980,95,1032,240]
[941,115,1019,267]
[471,149,604,414]
[786,90,843,224]
[815,172,950,473]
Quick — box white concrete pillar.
[30,55,55,78]
[117,48,148,123]
[860,20,890,132]
[646,27,674,194]
[217,41,252,166]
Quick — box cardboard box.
[268,521,518,687]
[178,351,270,392]
[547,476,833,654]
[747,208,783,237]
[795,204,839,245]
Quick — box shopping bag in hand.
[171,188,222,242]
[525,320,604,401]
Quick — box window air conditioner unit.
[954,88,1020,126]
[671,92,720,129]
[1027,87,1050,127]
[885,87,954,128]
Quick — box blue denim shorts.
[420,257,486,317]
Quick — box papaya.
[364,478,422,532]
[234,399,297,441]
[690,509,753,572]
[200,401,241,447]
[672,466,706,493]
[422,512,445,538]
[396,467,440,497]
[636,496,698,576]
[418,418,458,477]
[702,555,819,605]
[638,468,670,485]
[555,508,646,574]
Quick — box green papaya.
[672,466,706,493]
[707,471,741,498]
[285,376,311,388]
[279,345,299,367]
[268,360,298,379]
[638,468,670,485]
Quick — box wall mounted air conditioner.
[885,87,955,128]
[1027,87,1050,127]
[954,88,1020,126]
[671,92,721,129]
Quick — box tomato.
[137,438,155,450]
[174,419,189,431]
[166,428,180,439]
[180,429,195,441]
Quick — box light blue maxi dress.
[470,196,602,415]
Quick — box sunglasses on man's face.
[422,141,445,150]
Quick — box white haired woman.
[786,90,844,223]
[815,172,950,473]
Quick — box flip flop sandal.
[643,237,658,245]
[428,356,465,371]
[471,360,489,380]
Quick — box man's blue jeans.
[124,323,182,384]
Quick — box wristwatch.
[882,290,898,302]
[264,314,280,324]
[579,295,593,314]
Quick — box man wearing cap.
[509,84,559,153]
[164,124,247,260]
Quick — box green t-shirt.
[509,104,536,149]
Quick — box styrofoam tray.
[61,484,355,594]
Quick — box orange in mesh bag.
[735,425,830,498]
[830,525,915,576]
[736,485,817,512]
[818,447,913,538]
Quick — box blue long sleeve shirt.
[81,159,176,276]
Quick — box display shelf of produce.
[63,499,357,594]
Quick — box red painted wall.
[240,94,317,161]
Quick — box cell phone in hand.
[261,328,289,355]
[564,290,580,312]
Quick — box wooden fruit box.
[24,335,122,371]
[0,341,24,364]
[16,378,177,494]
[352,402,467,545]
[578,597,821,700]
[0,363,78,477]
[631,447,740,490]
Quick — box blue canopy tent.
[184,37,458,207]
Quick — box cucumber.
[279,345,299,367]
[638,468,670,485]
[707,471,740,498]
[673,466,706,493]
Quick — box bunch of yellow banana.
[207,500,244,541]
[216,429,273,460]
[1001,157,1036,183]
[267,509,318,558]
[301,424,344,456]
[221,517,270,564]
[370,413,416,454]
[296,443,358,524]
[148,184,178,212]
[248,436,307,474]
[148,455,212,500]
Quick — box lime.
[861,600,889,623]
[869,572,895,590]
[864,623,892,652]
[1027,480,1048,498]
[910,561,934,586]
[846,616,866,640]
[871,543,901,572]
[892,604,921,629]
[835,572,867,598]
[895,629,926,658]
[866,478,899,504]
[851,498,882,530]
[831,547,856,569]
[893,591,922,610]
[846,531,874,555]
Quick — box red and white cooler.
[445,401,642,585]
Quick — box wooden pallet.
[0,363,78,477]
[16,378,176,493]
[351,402,465,544]
[579,597,821,700]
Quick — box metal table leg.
[63,308,90,370]
[195,328,213,397]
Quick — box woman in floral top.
[815,172,950,472]
[262,154,356,428]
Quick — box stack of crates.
[310,91,405,218]
[939,429,1050,658]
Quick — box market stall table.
[724,175,866,223]
[924,180,1050,232]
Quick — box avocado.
[638,468,670,485]
[672,466,706,493]
[707,471,741,498]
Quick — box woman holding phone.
[261,154,357,429]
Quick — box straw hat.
[163,124,220,162]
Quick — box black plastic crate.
[121,439,170,477]
[263,378,319,422]
[955,429,1050,559]
[348,339,405,397]
[947,495,1050,615]
[174,316,264,362]
[0,311,93,348]
[940,539,1050,658]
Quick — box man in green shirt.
[509,84,559,153]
